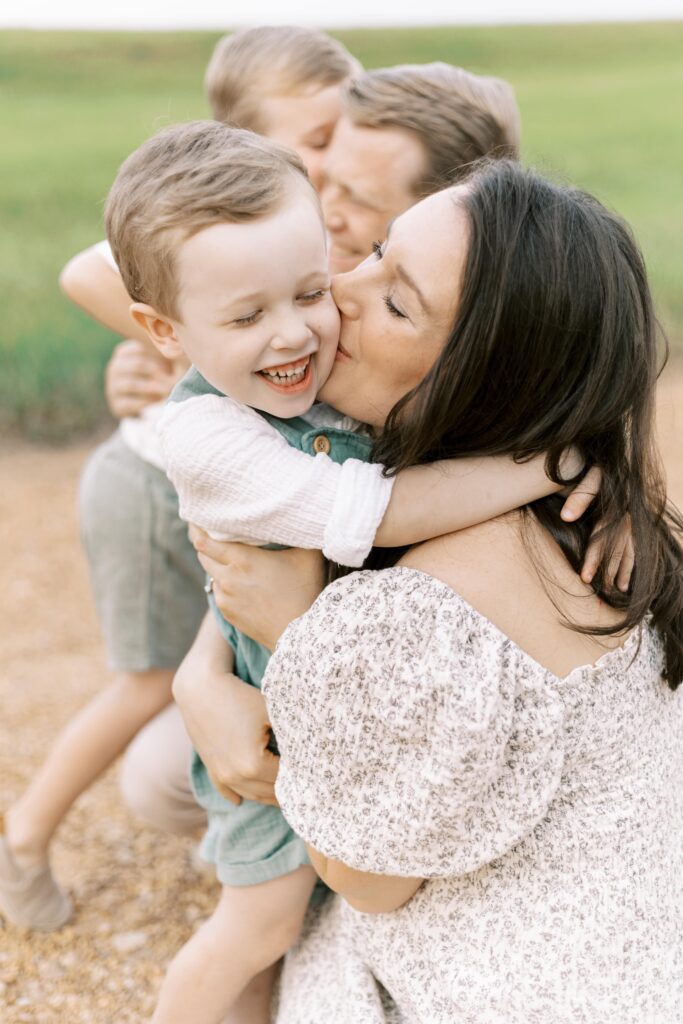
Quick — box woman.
[177,160,683,1021]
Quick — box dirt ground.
[1,365,682,1023]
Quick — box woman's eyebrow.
[395,262,431,315]
[382,221,430,313]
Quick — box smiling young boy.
[0,29,362,941]
[104,119,579,1024]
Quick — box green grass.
[1,23,682,439]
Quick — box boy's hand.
[559,466,634,591]
[581,516,634,592]
[105,339,176,419]
[559,465,602,524]
[189,529,325,650]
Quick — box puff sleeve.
[262,567,566,878]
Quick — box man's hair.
[105,120,309,320]
[205,26,359,130]
[343,63,521,196]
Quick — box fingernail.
[561,509,576,522]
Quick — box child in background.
[106,119,577,1024]
[0,27,360,933]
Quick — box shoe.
[0,815,72,931]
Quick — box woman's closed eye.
[372,243,407,319]
[384,295,407,319]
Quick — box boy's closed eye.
[232,310,262,327]
[298,288,328,304]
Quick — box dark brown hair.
[372,160,683,688]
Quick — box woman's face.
[318,187,469,428]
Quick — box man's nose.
[321,185,345,233]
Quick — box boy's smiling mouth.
[258,354,313,393]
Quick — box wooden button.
[312,434,331,455]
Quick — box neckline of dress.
[380,564,644,687]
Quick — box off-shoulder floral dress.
[261,567,683,1024]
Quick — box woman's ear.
[130,303,183,360]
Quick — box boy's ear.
[130,303,183,360]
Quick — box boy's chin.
[253,375,317,419]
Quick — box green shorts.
[78,429,207,672]
[190,751,310,887]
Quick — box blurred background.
[1,14,682,439]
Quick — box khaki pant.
[119,703,206,836]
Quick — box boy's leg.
[1,432,207,929]
[152,866,317,1024]
[120,701,206,837]
[0,668,175,930]
[4,668,174,869]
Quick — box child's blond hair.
[205,26,359,130]
[105,121,309,320]
[344,63,522,197]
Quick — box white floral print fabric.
[263,567,683,1023]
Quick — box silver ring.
[204,576,215,595]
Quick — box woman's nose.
[331,272,361,320]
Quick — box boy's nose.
[270,313,313,350]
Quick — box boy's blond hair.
[105,121,309,321]
[344,63,522,197]
[205,26,359,130]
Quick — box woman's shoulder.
[283,560,514,686]
[400,515,630,681]
[312,562,481,637]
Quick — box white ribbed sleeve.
[158,394,394,567]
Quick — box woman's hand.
[189,528,326,650]
[104,339,177,419]
[172,614,279,806]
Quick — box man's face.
[320,115,428,275]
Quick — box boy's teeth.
[261,359,309,384]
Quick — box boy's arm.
[60,244,181,418]
[59,243,150,344]
[158,393,395,566]
[160,395,581,567]
[375,453,579,548]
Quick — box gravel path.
[1,364,682,1022]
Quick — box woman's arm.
[307,846,422,914]
[191,530,325,651]
[172,612,278,806]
